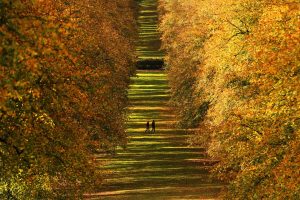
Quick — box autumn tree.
[0,0,136,198]
[159,0,300,198]
[159,0,210,128]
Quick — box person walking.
[145,121,150,133]
[151,120,155,133]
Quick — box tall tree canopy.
[0,0,136,198]
[159,0,300,198]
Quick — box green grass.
[85,70,223,199]
[136,0,164,60]
[84,0,222,198]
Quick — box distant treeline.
[136,59,164,69]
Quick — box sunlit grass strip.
[138,31,159,35]
[127,106,170,110]
[137,56,164,60]
[129,85,168,88]
[128,89,167,92]
[140,10,157,13]
[105,174,212,184]
[134,71,167,75]
[130,76,167,80]
[129,93,168,97]
[128,90,168,93]
[85,185,222,197]
[138,15,158,19]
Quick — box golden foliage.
[0,0,137,198]
[159,0,300,198]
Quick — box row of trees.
[0,0,136,198]
[159,0,299,199]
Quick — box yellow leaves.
[1,0,136,197]
[160,0,300,198]
[6,90,23,101]
[34,112,55,128]
[261,4,289,22]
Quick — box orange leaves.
[160,0,300,198]
[1,0,137,198]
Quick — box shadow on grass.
[86,70,223,199]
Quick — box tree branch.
[226,20,249,35]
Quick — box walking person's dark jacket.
[151,120,155,133]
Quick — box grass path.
[136,0,164,60]
[86,70,223,199]
[85,1,223,199]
